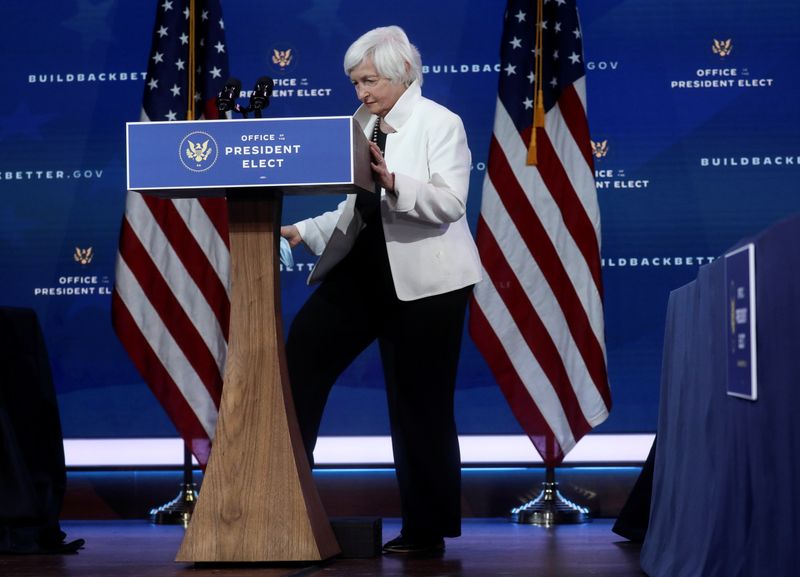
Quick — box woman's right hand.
[280,225,303,248]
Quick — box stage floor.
[1,518,644,577]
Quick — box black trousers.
[286,220,471,539]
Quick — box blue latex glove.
[279,236,294,269]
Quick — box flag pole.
[511,437,590,525]
[149,0,200,526]
[187,0,196,121]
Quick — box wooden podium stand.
[126,117,372,562]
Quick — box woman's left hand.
[369,141,395,192]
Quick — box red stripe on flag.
[111,290,213,444]
[487,137,609,407]
[521,125,603,294]
[469,297,565,464]
[520,133,611,410]
[117,219,223,405]
[142,196,230,332]
[198,197,230,251]
[556,84,595,171]
[535,129,611,408]
[475,216,593,439]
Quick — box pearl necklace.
[372,116,381,145]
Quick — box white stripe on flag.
[473,268,577,454]
[124,192,228,368]
[546,106,601,230]
[114,256,218,437]
[479,176,608,425]
[493,101,606,352]
[172,198,231,298]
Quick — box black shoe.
[382,535,445,554]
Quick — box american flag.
[469,0,611,467]
[112,0,231,466]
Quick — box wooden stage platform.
[1,519,644,577]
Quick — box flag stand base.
[149,483,198,527]
[511,467,590,526]
[150,444,197,527]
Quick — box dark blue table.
[641,215,800,576]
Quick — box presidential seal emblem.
[179,131,219,172]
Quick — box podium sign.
[126,116,371,196]
[724,243,758,400]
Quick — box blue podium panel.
[126,116,370,196]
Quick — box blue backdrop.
[1,0,798,440]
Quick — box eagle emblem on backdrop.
[272,49,293,69]
[74,247,93,265]
[591,139,609,159]
[712,38,733,57]
[268,44,299,75]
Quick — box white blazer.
[295,81,482,301]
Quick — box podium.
[126,116,372,562]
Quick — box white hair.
[343,26,423,87]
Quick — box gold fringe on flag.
[527,0,545,166]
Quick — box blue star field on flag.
[499,0,586,132]
[143,0,229,121]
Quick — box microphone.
[216,77,242,112]
[249,76,274,111]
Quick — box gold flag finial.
[527,0,545,165]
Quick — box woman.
[281,25,481,554]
